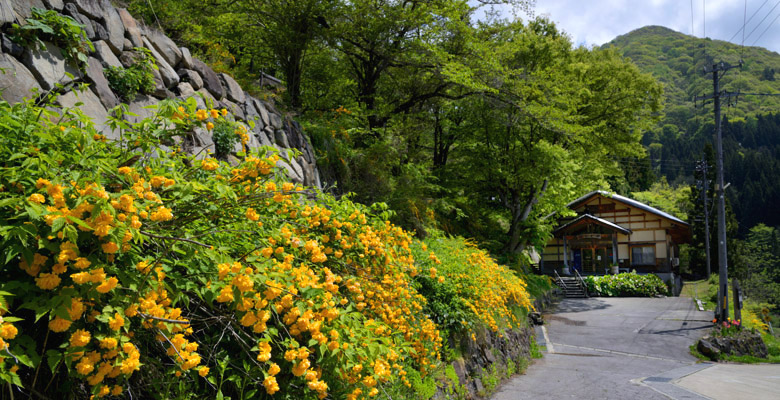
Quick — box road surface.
[492,297,718,399]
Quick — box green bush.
[10,8,94,71]
[104,48,157,101]
[211,118,240,156]
[584,272,669,297]
[523,272,554,299]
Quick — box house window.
[631,246,655,265]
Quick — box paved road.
[675,363,780,399]
[492,297,715,400]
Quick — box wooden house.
[540,191,690,280]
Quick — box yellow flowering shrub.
[412,234,533,334]
[0,94,532,399]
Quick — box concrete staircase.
[556,276,588,298]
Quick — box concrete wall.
[0,0,320,187]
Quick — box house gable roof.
[553,213,632,235]
[568,190,689,227]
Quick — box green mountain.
[603,26,780,233]
[604,25,780,125]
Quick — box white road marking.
[550,343,687,363]
[541,325,554,354]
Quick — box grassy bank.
[683,276,780,363]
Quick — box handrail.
[554,270,567,289]
[574,269,588,297]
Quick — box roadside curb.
[636,363,715,400]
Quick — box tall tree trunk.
[505,179,549,253]
[284,51,304,109]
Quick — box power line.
[613,159,699,174]
[703,0,707,56]
[742,0,748,59]
[703,0,706,38]
[614,156,698,165]
[751,11,780,46]
[728,0,769,43]
[744,0,780,43]
[615,156,699,165]
[735,91,780,96]
[616,160,698,170]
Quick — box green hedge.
[584,272,669,297]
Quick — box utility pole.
[695,61,741,322]
[696,160,712,277]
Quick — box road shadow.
[546,297,612,314]
[639,323,713,336]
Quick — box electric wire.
[703,0,706,38]
[743,0,780,43]
[728,0,769,43]
[703,0,707,57]
[741,0,748,59]
[615,160,698,170]
[751,11,780,46]
[613,159,699,174]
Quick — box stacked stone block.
[0,0,320,187]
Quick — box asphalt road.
[491,297,714,400]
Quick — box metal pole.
[702,161,712,278]
[732,279,742,324]
[713,63,729,322]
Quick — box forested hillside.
[123,0,663,256]
[604,26,780,234]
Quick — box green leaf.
[0,198,20,209]
[63,224,78,243]
[50,217,65,233]
[66,215,92,231]
[34,308,50,323]
[4,245,21,265]
[46,350,63,373]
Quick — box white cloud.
[524,0,780,53]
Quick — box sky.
[487,0,780,54]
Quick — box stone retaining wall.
[0,0,320,187]
[438,290,559,399]
[448,326,534,398]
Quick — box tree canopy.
[127,0,663,255]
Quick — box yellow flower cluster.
[416,237,533,332]
[201,158,219,171]
[0,313,20,377]
[166,333,202,370]
[7,161,191,395]
[192,107,238,135]
[194,161,447,397]
[0,319,19,348]
[67,327,139,396]
[235,124,249,147]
